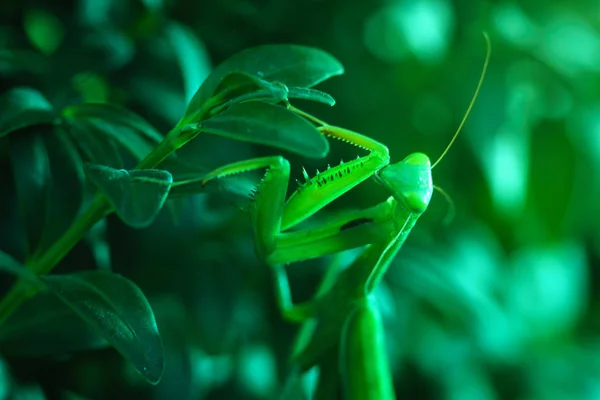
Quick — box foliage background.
[1,0,599,399]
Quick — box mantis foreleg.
[199,115,397,270]
[201,155,291,258]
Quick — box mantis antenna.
[432,185,456,225]
[431,32,491,170]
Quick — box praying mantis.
[201,34,491,399]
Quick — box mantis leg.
[201,156,391,322]
[268,199,395,265]
[340,295,395,400]
[281,125,390,230]
[199,125,395,324]
[272,201,395,323]
[273,264,316,322]
[292,202,422,370]
[201,121,394,260]
[201,155,290,258]
[202,156,319,322]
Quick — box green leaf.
[198,101,329,158]
[23,9,65,56]
[72,72,109,103]
[85,164,173,228]
[0,250,41,287]
[127,75,186,124]
[0,87,56,137]
[164,21,212,104]
[62,103,163,161]
[63,103,163,142]
[9,127,85,259]
[184,45,344,122]
[288,87,336,106]
[0,357,11,399]
[202,72,290,117]
[41,271,164,384]
[9,130,51,255]
[84,219,111,270]
[148,295,192,398]
[0,292,109,356]
[83,28,135,71]
[33,128,85,259]
[0,254,163,384]
[201,75,337,117]
[0,251,24,273]
[215,72,289,103]
[66,120,125,168]
[0,49,48,75]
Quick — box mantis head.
[376,152,433,214]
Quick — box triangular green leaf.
[198,101,329,158]
[85,164,173,228]
[0,87,56,137]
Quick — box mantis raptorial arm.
[200,122,394,265]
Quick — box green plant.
[0,44,344,385]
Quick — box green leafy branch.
[0,44,344,384]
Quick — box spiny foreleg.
[202,156,290,259]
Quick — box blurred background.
[1,0,600,399]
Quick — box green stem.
[0,124,196,326]
[32,194,111,275]
[0,195,110,325]
[136,128,179,170]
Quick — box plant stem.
[33,194,111,276]
[0,126,192,326]
[0,195,110,325]
[136,129,178,170]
